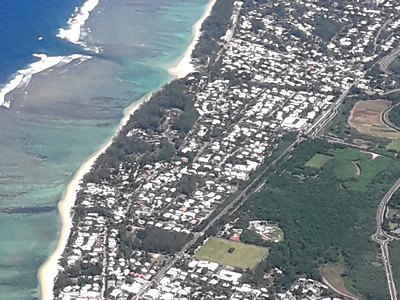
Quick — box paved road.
[382,102,400,132]
[306,81,359,138]
[374,18,393,53]
[134,136,300,298]
[371,177,400,300]
[134,80,358,298]
[381,88,400,96]
[214,4,240,64]
[321,277,360,300]
[379,46,400,75]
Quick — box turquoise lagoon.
[0,0,209,298]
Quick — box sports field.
[305,153,333,168]
[194,237,268,269]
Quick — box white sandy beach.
[168,0,217,78]
[38,0,216,298]
[38,99,143,300]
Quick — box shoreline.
[38,96,145,300]
[168,0,217,78]
[38,0,215,297]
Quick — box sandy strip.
[168,0,218,78]
[39,0,218,297]
[37,97,145,300]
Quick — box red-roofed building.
[230,233,240,242]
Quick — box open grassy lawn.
[305,153,333,168]
[388,139,400,151]
[330,148,392,191]
[320,264,359,298]
[195,237,268,269]
[389,241,400,294]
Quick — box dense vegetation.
[314,15,343,42]
[83,78,199,183]
[389,105,400,128]
[389,241,400,294]
[235,139,400,298]
[139,226,192,254]
[192,0,235,65]
[126,80,197,133]
[389,58,400,75]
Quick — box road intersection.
[372,177,400,300]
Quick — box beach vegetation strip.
[195,237,269,269]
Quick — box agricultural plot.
[348,100,400,139]
[305,153,333,168]
[195,237,268,269]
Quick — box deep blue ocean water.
[0,0,85,84]
[0,0,209,298]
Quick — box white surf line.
[57,0,100,46]
[1,0,101,109]
[0,54,91,108]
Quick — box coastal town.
[47,0,400,299]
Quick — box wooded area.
[235,140,400,298]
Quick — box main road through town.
[134,136,301,299]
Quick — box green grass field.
[195,237,269,269]
[389,57,400,75]
[331,148,393,191]
[305,154,333,168]
[389,241,400,294]
[388,139,400,151]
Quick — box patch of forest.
[389,105,400,128]
[235,139,400,298]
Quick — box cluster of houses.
[248,221,284,243]
[276,278,342,300]
[137,255,336,300]
[54,0,400,298]
[215,219,283,243]
[129,255,258,300]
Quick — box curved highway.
[382,103,400,132]
[379,46,400,75]
[372,177,400,300]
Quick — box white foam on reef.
[0,54,91,108]
[57,0,100,44]
[0,0,100,109]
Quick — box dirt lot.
[348,100,400,139]
[321,264,360,299]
